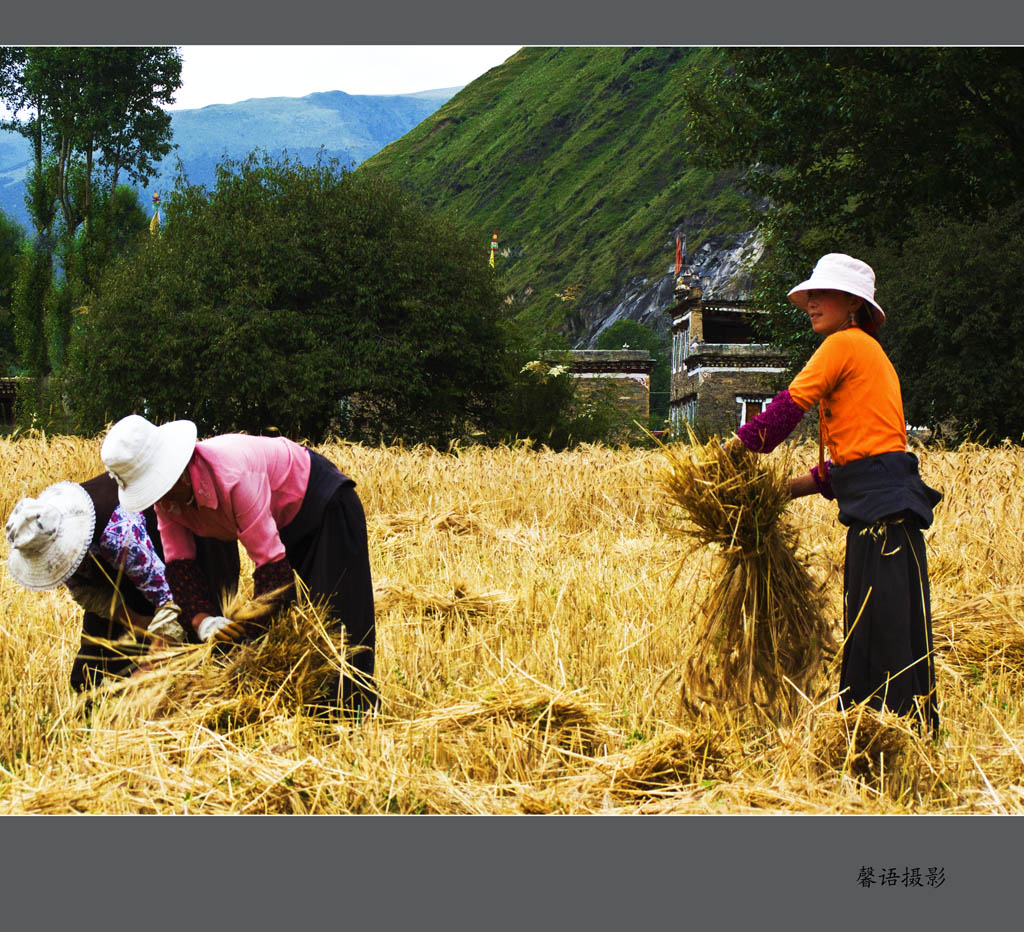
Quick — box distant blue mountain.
[0,85,460,232]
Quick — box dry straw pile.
[0,432,1023,813]
[658,434,832,720]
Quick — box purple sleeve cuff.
[736,390,806,453]
[166,559,217,631]
[810,460,836,500]
[253,556,295,600]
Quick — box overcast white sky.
[167,46,523,110]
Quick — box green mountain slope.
[360,47,751,341]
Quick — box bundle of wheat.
[932,585,1024,668]
[808,706,920,783]
[408,684,612,753]
[660,432,832,720]
[373,580,515,619]
[396,684,614,790]
[375,510,487,537]
[96,596,349,730]
[585,726,736,802]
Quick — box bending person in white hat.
[101,415,376,716]
[5,473,239,692]
[725,253,942,734]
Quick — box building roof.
[565,349,654,374]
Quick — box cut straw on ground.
[0,434,1022,813]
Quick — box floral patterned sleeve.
[94,505,174,608]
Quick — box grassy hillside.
[360,47,751,339]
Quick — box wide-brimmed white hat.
[5,482,96,590]
[787,253,886,331]
[101,414,197,512]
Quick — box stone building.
[566,349,655,420]
[667,272,788,437]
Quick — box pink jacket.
[156,434,311,568]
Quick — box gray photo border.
[2,0,1022,925]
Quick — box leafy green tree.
[681,48,1024,435]
[0,47,181,381]
[865,200,1024,441]
[68,153,513,444]
[0,210,26,373]
[0,47,180,238]
[497,356,580,450]
[11,242,53,379]
[594,318,669,419]
[63,185,149,294]
[683,48,1024,246]
[491,354,635,451]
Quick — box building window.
[671,321,691,374]
[670,397,698,438]
[736,396,771,426]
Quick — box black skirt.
[279,450,376,711]
[839,514,939,734]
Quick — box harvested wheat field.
[0,432,1022,814]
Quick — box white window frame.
[736,395,771,426]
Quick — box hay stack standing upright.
[662,433,830,720]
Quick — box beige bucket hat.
[101,414,198,512]
[787,253,886,331]
[5,482,96,590]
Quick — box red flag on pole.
[674,234,682,276]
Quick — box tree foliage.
[870,200,1024,442]
[11,243,52,378]
[64,185,150,294]
[0,47,180,385]
[0,210,26,373]
[684,48,1024,244]
[0,47,181,237]
[68,153,515,444]
[681,48,1024,436]
[594,318,669,419]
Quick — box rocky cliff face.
[574,229,764,348]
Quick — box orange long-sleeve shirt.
[787,327,907,466]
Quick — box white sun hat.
[787,253,886,331]
[5,482,96,590]
[101,414,198,512]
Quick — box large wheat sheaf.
[660,433,834,720]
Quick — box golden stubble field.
[0,433,1022,814]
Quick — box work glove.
[147,602,186,642]
[197,614,246,643]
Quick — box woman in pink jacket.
[101,415,376,715]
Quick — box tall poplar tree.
[0,46,182,377]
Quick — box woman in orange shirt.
[729,254,941,733]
